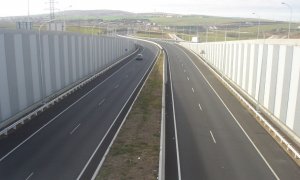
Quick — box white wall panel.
[78,36,83,78]
[264,45,273,107]
[274,45,287,118]
[54,35,61,91]
[242,44,247,89]
[63,36,70,85]
[245,44,251,92]
[237,44,242,86]
[248,44,255,95]
[29,34,41,103]
[255,44,264,100]
[14,34,27,110]
[71,36,76,82]
[286,47,300,128]
[43,35,52,96]
[0,34,11,120]
[233,44,237,82]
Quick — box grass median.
[96,51,164,180]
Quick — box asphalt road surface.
[160,41,300,180]
[0,41,159,180]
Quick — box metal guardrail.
[0,48,139,137]
[184,46,300,160]
[159,49,166,180]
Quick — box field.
[1,11,299,41]
[135,31,171,39]
[148,15,247,26]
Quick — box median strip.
[96,51,164,179]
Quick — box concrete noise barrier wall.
[0,29,135,128]
[180,40,300,138]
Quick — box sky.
[0,0,299,21]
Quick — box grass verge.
[96,51,164,179]
[135,31,171,39]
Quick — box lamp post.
[92,21,105,73]
[196,25,199,42]
[224,24,228,42]
[62,5,72,31]
[238,22,241,40]
[38,19,56,103]
[206,26,208,43]
[252,13,261,39]
[98,21,104,35]
[161,26,164,40]
[281,2,292,39]
[27,0,30,23]
[189,26,192,41]
[214,30,217,42]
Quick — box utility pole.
[238,23,241,40]
[189,26,192,41]
[27,0,30,23]
[252,13,261,39]
[197,26,199,42]
[281,2,293,39]
[206,26,208,43]
[49,0,55,20]
[224,24,228,41]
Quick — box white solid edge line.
[0,49,138,163]
[158,50,166,180]
[167,49,182,180]
[70,124,81,135]
[90,46,160,180]
[210,130,217,144]
[178,46,280,180]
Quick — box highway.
[0,41,159,180]
[160,41,300,180]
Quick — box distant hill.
[58,10,135,18]
[0,10,135,21]
[0,10,180,21]
[0,9,284,26]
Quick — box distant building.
[192,36,199,43]
[16,22,33,30]
[47,22,65,31]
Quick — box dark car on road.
[136,54,143,60]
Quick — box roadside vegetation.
[97,52,164,179]
[66,26,104,35]
[135,31,171,39]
